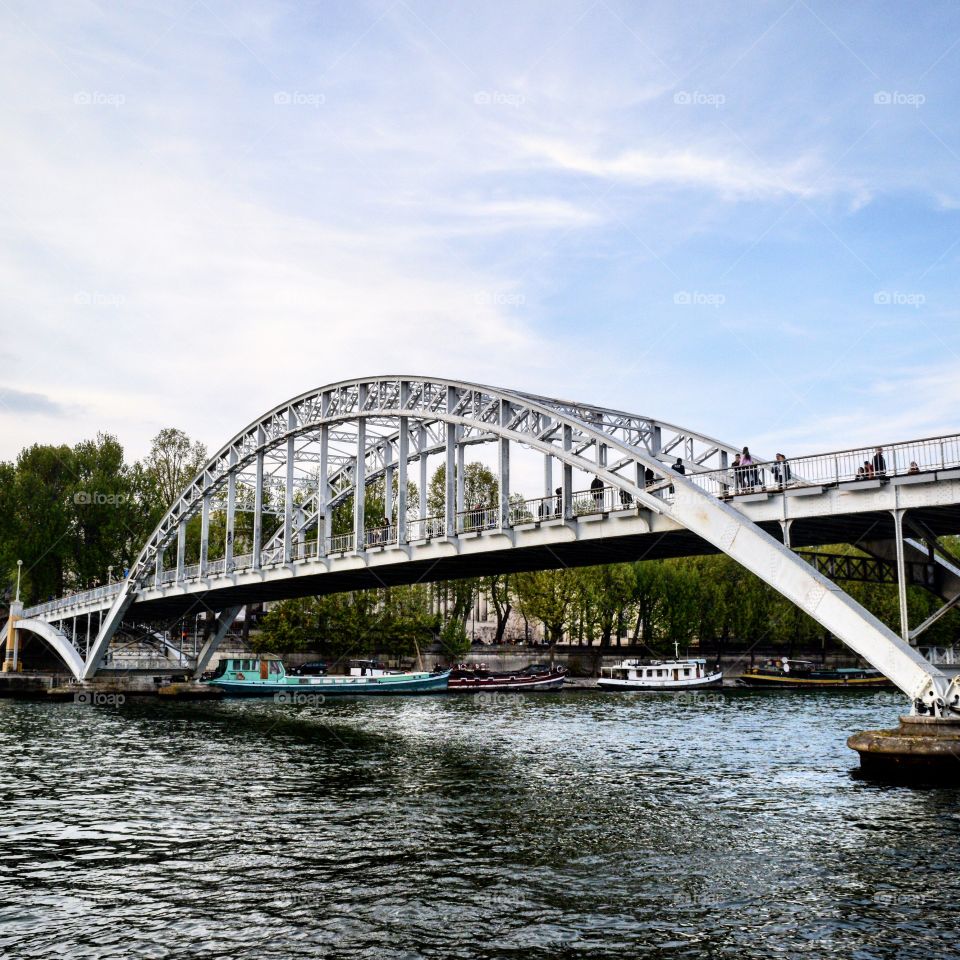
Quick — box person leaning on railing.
[873,446,887,478]
[772,453,791,488]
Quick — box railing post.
[833,455,839,486]
[355,384,367,550]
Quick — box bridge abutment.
[849,714,960,782]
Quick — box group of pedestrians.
[856,447,887,480]
[728,447,793,494]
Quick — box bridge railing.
[24,581,124,618]
[406,516,446,541]
[27,432,960,614]
[363,525,397,548]
[683,432,960,499]
[456,506,500,532]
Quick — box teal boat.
[205,657,450,697]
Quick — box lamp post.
[4,560,23,673]
[107,566,113,585]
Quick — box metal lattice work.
[8,375,960,716]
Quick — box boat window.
[684,669,690,676]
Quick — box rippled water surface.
[2,689,960,959]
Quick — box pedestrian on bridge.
[873,446,887,478]
[741,447,758,489]
[773,453,791,488]
[590,475,604,509]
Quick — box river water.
[2,688,959,959]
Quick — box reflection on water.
[2,689,960,958]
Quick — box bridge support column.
[398,399,409,543]
[2,600,21,673]
[445,387,456,537]
[355,387,367,549]
[893,509,911,645]
[455,433,465,531]
[419,424,428,522]
[284,409,295,563]
[562,425,573,520]
[780,519,792,549]
[385,440,394,530]
[83,591,136,679]
[543,453,552,501]
[199,494,210,576]
[225,451,236,571]
[318,422,329,557]
[175,520,186,583]
[192,606,243,679]
[499,400,510,528]
[253,432,264,569]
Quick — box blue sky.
[1,0,959,469]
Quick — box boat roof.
[616,658,707,667]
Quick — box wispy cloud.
[0,387,65,416]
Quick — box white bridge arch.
[8,376,959,713]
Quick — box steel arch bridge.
[4,375,960,714]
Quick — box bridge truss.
[4,376,960,715]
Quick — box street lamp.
[107,565,114,585]
[15,559,22,603]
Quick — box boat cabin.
[601,658,708,683]
[210,657,287,681]
[348,659,391,677]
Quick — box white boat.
[597,644,722,691]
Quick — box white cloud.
[518,136,825,200]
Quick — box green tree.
[141,428,207,509]
[514,569,579,644]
